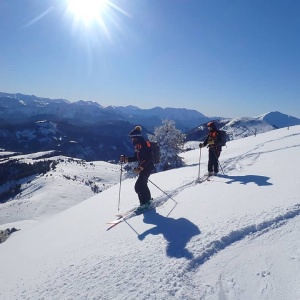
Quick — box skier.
[199,121,223,176]
[120,125,154,211]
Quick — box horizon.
[1,0,300,118]
[1,90,299,120]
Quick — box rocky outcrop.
[0,228,19,244]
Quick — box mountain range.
[1,92,300,162]
[0,92,210,131]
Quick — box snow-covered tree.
[148,119,185,171]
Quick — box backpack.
[146,141,160,164]
[218,130,227,147]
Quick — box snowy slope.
[0,155,121,229]
[0,126,300,299]
[221,117,275,141]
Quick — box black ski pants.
[135,172,151,205]
[208,147,221,173]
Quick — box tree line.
[0,159,57,203]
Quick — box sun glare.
[64,0,131,48]
[67,0,109,24]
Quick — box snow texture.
[0,126,300,300]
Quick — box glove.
[199,143,204,148]
[134,166,144,174]
[134,167,141,174]
[120,155,128,163]
[208,140,214,145]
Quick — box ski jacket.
[203,129,223,150]
[127,140,154,174]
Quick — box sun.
[66,0,109,25]
[64,0,130,46]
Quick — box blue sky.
[1,0,300,118]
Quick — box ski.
[115,206,138,218]
[196,174,213,184]
[133,203,156,216]
[106,212,134,230]
[106,197,171,231]
[106,218,133,230]
[106,219,123,230]
[206,175,213,181]
[106,204,155,231]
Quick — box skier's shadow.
[138,210,201,260]
[217,174,272,186]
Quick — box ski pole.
[117,161,123,211]
[218,160,224,175]
[148,179,178,204]
[197,147,202,181]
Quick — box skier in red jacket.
[199,121,223,176]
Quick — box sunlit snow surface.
[0,126,300,300]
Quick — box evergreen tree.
[148,119,185,171]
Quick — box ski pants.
[208,147,221,173]
[135,172,151,205]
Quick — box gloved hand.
[199,143,204,148]
[134,166,144,174]
[208,140,214,145]
[134,167,141,174]
[120,155,128,163]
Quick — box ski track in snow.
[47,133,300,298]
[186,204,300,272]
[1,128,300,300]
[189,132,300,174]
[223,134,300,174]
[16,203,300,300]
[195,215,300,300]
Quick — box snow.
[257,111,300,128]
[0,126,300,299]
[221,117,275,140]
[0,156,121,227]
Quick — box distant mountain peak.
[256,111,300,128]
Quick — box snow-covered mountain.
[2,91,300,163]
[0,126,299,299]
[0,119,139,162]
[185,112,299,143]
[256,111,300,128]
[0,92,208,131]
[185,117,275,142]
[110,105,210,131]
[221,117,276,141]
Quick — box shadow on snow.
[218,174,272,186]
[138,209,201,260]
